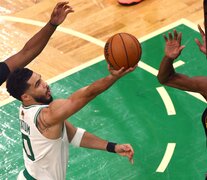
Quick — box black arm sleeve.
[0,62,10,86]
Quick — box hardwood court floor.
[0,0,204,101]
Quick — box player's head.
[6,68,53,104]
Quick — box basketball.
[104,33,142,70]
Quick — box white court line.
[0,16,197,47]
[0,17,204,107]
[156,87,176,115]
[156,143,176,173]
[138,60,184,76]
[0,16,195,174]
[0,17,196,79]
[0,58,184,108]
[0,96,15,107]
[0,16,105,48]
[185,91,206,103]
[138,61,158,76]
[47,55,105,84]
[0,55,105,107]
[173,60,185,68]
[139,18,199,43]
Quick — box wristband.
[49,21,58,28]
[106,142,117,153]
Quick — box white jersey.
[18,104,69,180]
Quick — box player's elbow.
[157,74,167,85]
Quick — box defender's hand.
[50,1,74,26]
[195,24,207,55]
[163,29,185,60]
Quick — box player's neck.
[22,100,43,107]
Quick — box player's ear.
[21,93,32,102]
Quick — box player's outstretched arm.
[157,29,185,85]
[5,2,74,73]
[195,24,207,55]
[43,65,137,126]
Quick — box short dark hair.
[6,68,33,101]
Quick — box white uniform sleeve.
[70,128,86,147]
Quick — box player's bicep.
[5,50,27,72]
[40,99,72,125]
[43,97,91,125]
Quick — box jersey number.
[22,133,35,161]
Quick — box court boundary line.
[0,16,198,48]
[0,16,105,48]
[156,143,176,173]
[0,18,202,107]
[139,60,185,77]
[156,87,176,115]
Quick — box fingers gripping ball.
[104,33,142,70]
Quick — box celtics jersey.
[19,104,69,180]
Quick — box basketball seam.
[111,35,121,69]
[104,39,113,67]
[119,33,129,68]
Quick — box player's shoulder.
[48,99,67,111]
[39,99,67,118]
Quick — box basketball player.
[157,24,207,179]
[6,65,136,180]
[0,1,73,86]
[157,25,207,137]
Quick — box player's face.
[26,72,53,104]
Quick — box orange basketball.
[104,33,142,70]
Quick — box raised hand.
[50,1,74,26]
[115,144,134,164]
[163,30,185,60]
[195,24,207,55]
